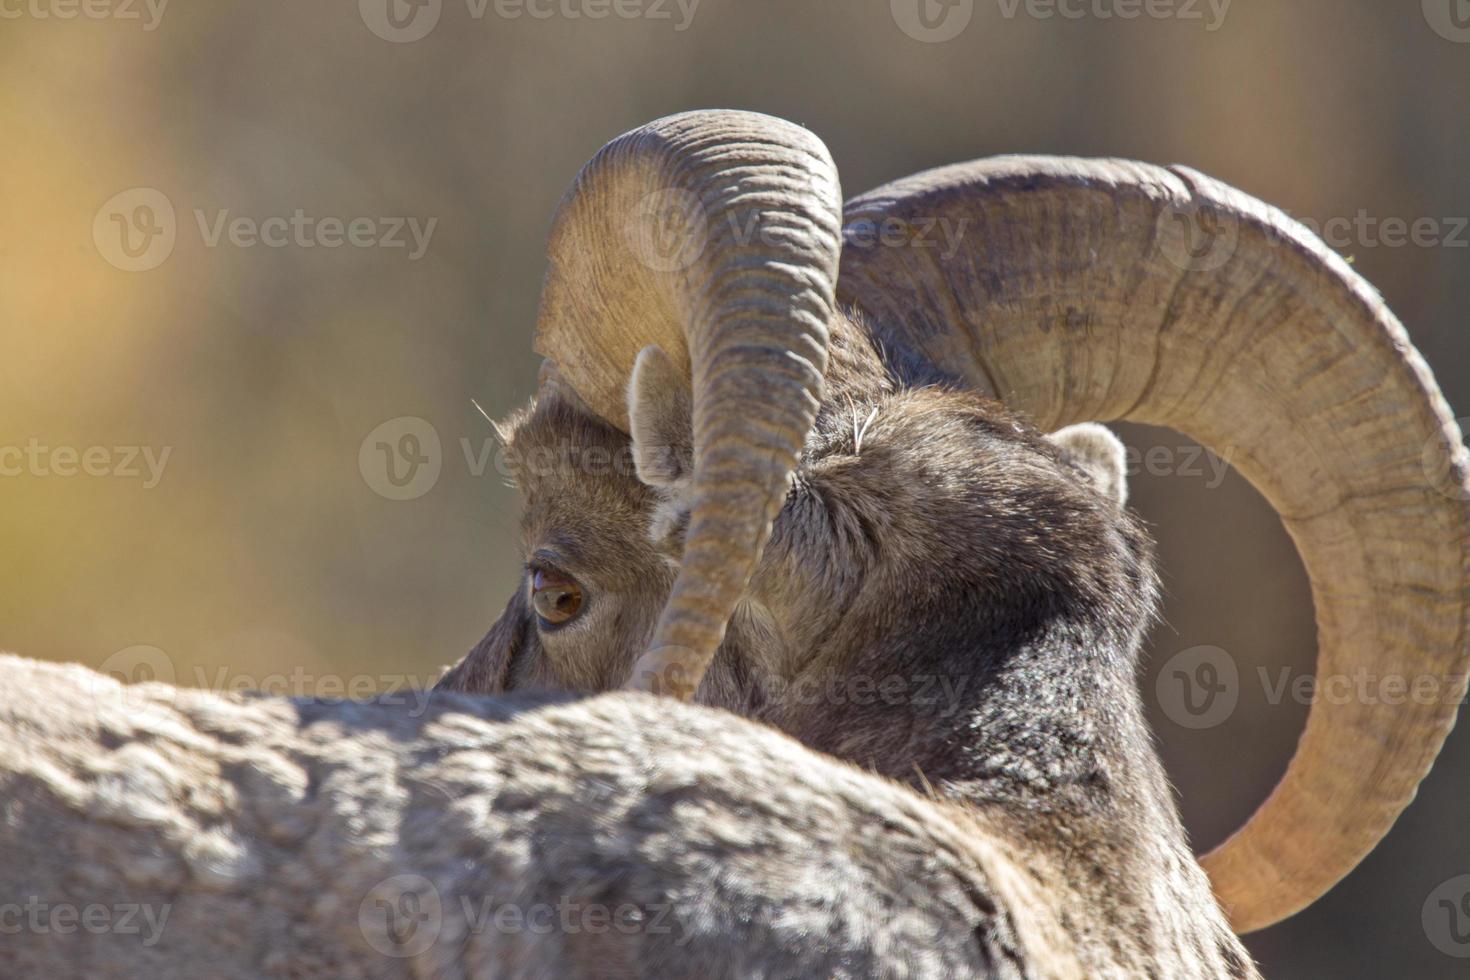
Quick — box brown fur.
[438,311,1257,977]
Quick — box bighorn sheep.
[2,654,1082,978]
[4,111,1466,977]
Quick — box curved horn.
[534,110,841,699]
[837,157,1470,933]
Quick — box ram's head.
[437,111,1470,938]
[446,324,1143,709]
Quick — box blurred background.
[2,0,1467,973]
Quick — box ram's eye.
[531,569,584,626]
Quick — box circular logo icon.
[94,644,177,714]
[359,874,443,958]
[628,644,703,700]
[1155,645,1239,730]
[359,416,443,501]
[1156,200,1240,274]
[1423,0,1470,42]
[891,0,974,43]
[1422,417,1470,502]
[93,188,177,272]
[360,0,442,43]
[625,188,710,274]
[1423,874,1470,957]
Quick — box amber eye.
[531,569,585,626]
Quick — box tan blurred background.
[2,0,1467,974]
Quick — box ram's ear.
[1048,422,1129,508]
[628,345,694,491]
[435,588,530,694]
